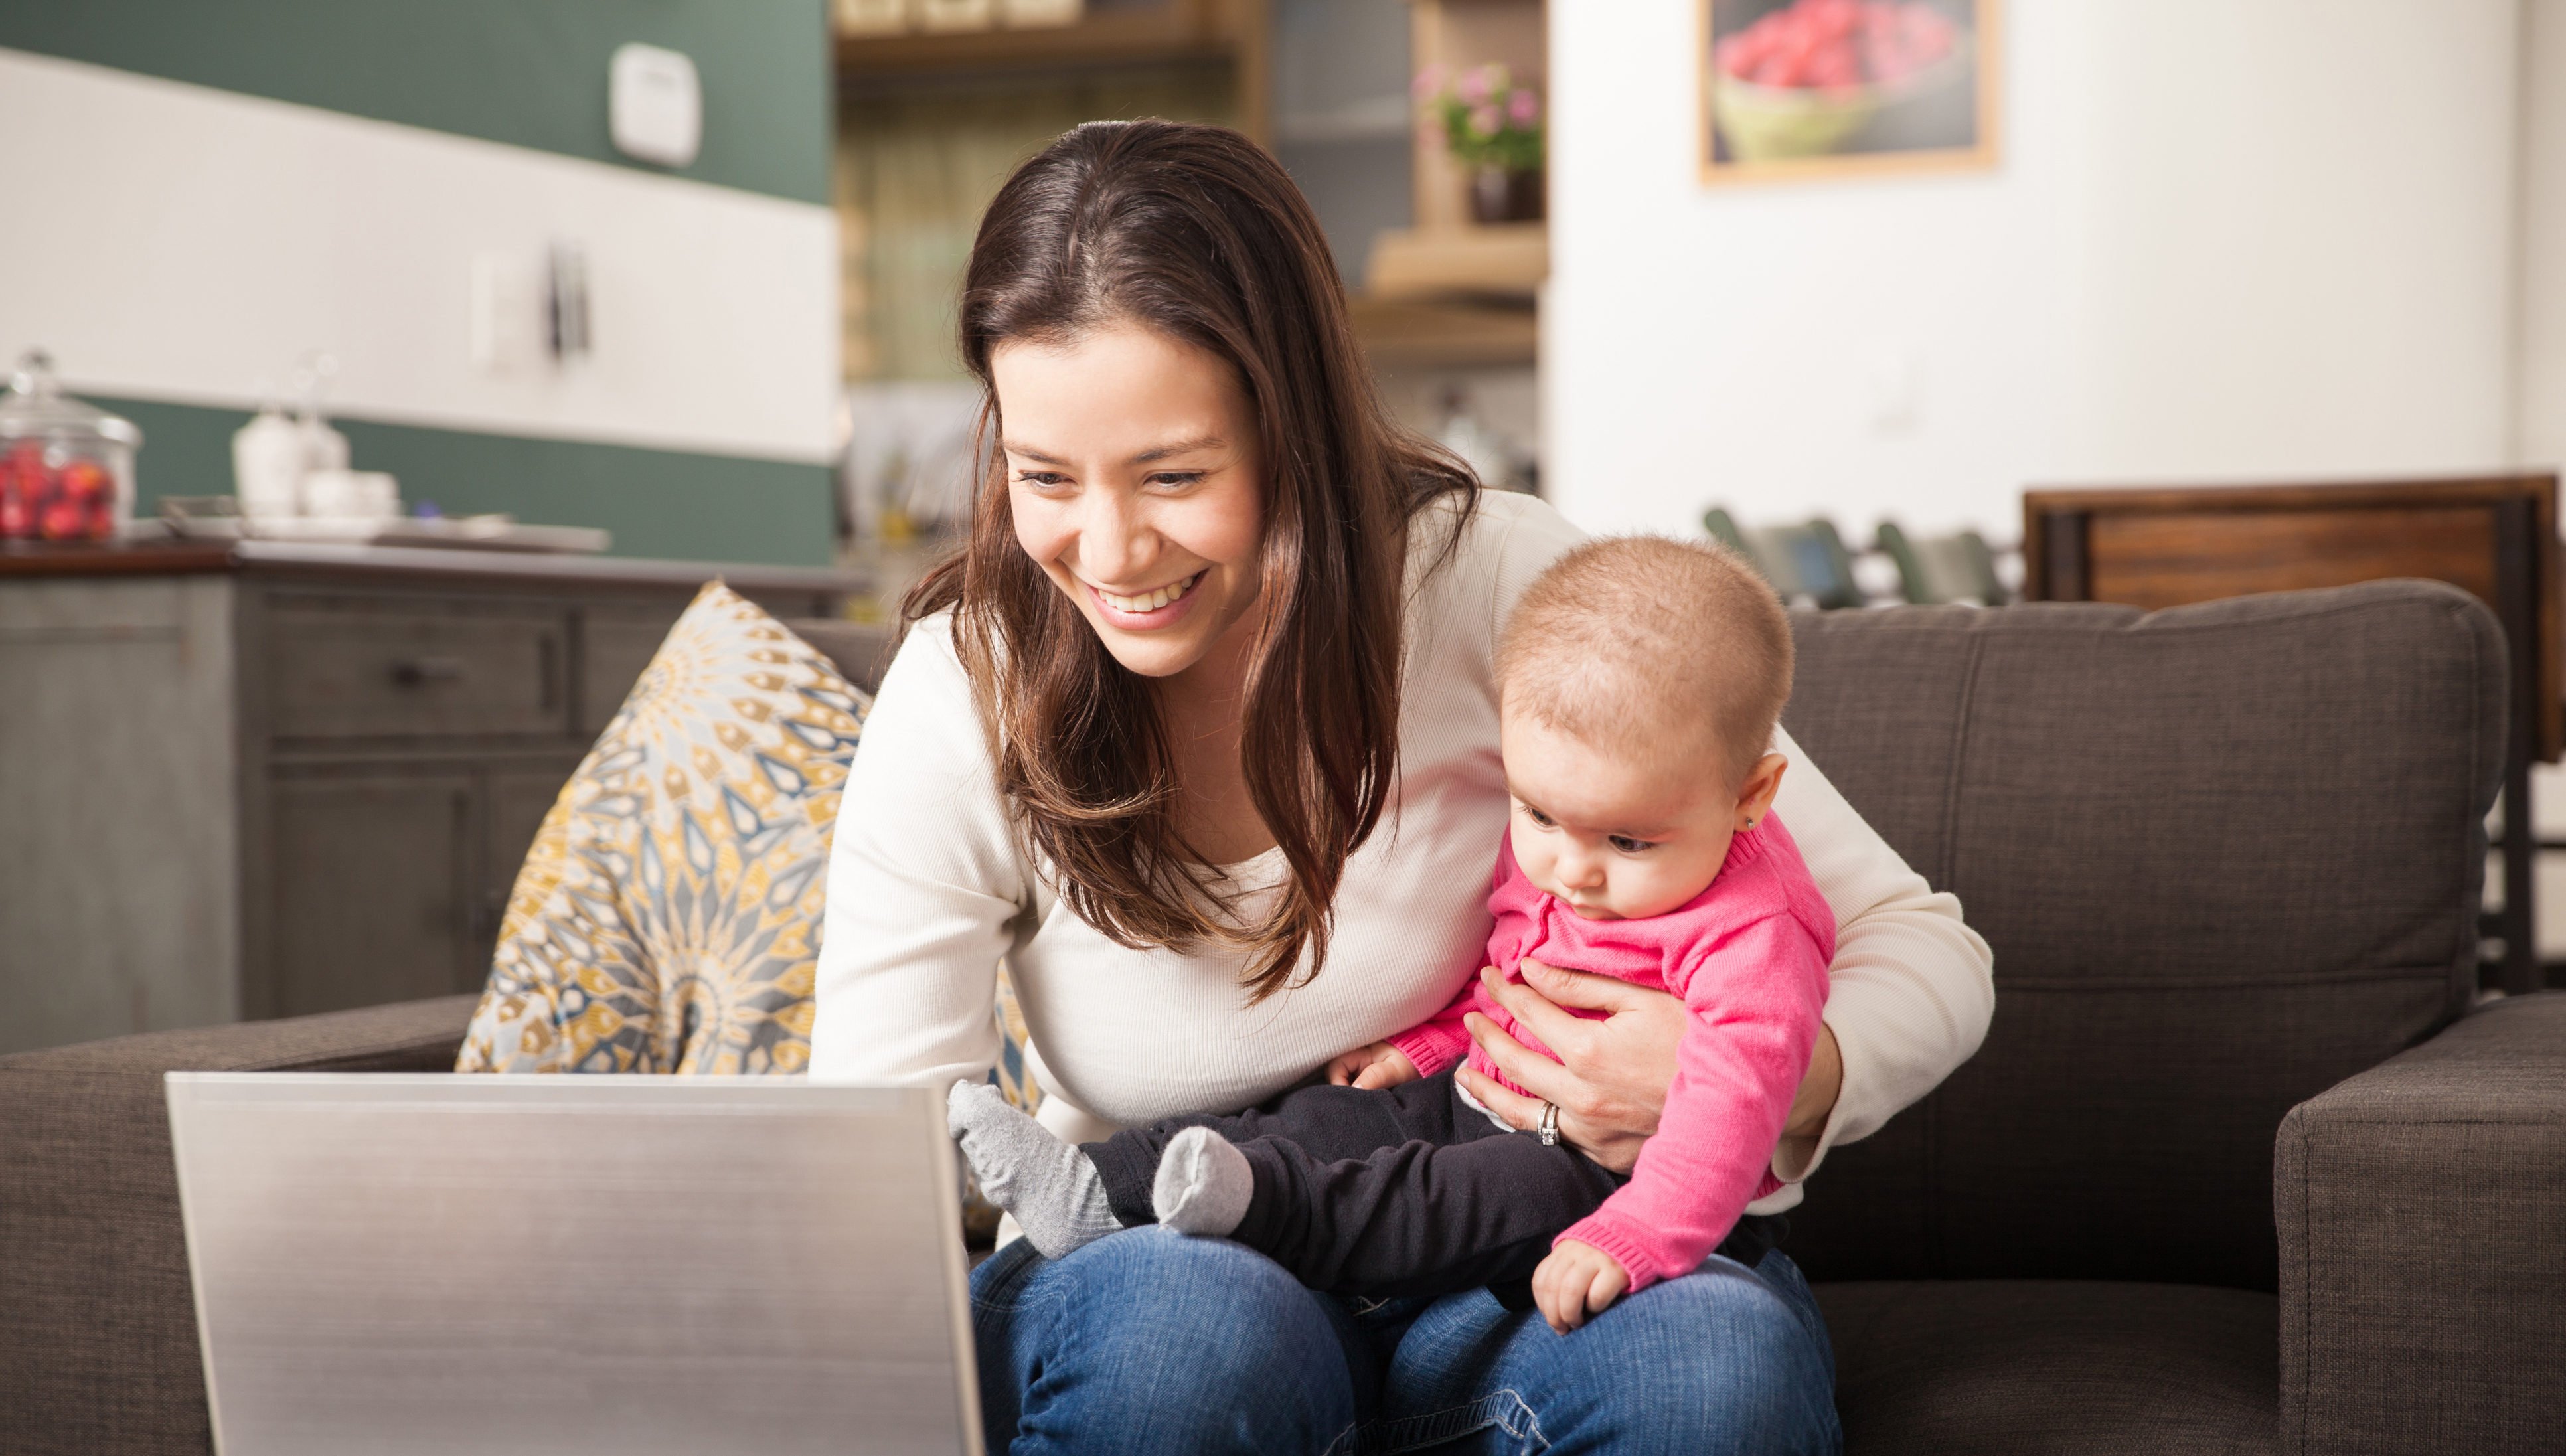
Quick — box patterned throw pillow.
[457,582,868,1074]
[457,581,1046,1133]
[990,969,1042,1113]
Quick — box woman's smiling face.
[993,321,1267,683]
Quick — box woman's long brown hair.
[904,120,1476,1002]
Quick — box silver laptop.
[165,1074,981,1456]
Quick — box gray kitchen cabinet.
[270,769,481,1016]
[0,540,860,1053]
[266,598,572,740]
[479,762,576,955]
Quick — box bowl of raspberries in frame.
[1711,0,1974,165]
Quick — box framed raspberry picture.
[1700,0,2001,184]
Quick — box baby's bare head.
[1496,536,1793,787]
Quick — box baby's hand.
[1532,1239,1631,1334]
[1326,1041,1420,1090]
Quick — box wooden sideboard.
[0,540,864,1054]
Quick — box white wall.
[1547,0,2524,541]
[2522,0,2566,473]
[2512,0,2566,953]
[0,48,837,464]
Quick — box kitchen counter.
[0,538,866,1055]
[0,536,867,595]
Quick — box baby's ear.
[1737,752,1788,826]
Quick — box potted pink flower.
[1415,62,1544,224]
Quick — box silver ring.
[1538,1101,1560,1147]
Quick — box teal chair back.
[1876,522,2008,605]
[1704,507,1865,609]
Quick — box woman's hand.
[1455,961,1684,1174]
[1780,1018,1844,1150]
[1326,1040,1420,1090]
[1455,961,1846,1176]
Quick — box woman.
[812,120,1991,1455]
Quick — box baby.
[950,535,1834,1333]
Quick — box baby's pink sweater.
[1387,817,1836,1292]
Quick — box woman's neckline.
[1212,843,1288,882]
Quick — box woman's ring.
[1537,1101,1560,1146]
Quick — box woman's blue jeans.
[967,1224,1842,1455]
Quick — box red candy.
[39,498,86,540]
[0,442,121,541]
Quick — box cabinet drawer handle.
[391,656,465,687]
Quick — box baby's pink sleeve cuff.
[1557,1215,1667,1294]
[1388,1022,1471,1078]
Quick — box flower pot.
[1469,166,1544,225]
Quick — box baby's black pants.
[1082,1069,1777,1301]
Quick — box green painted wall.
[0,0,829,204]
[7,0,839,564]
[102,396,837,568]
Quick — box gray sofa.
[1775,582,2563,1454]
[3,580,2560,1455]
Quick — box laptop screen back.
[166,1074,979,1456]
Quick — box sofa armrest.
[2276,991,2566,1456]
[0,996,477,1456]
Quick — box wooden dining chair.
[2022,475,2561,995]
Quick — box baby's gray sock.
[946,1081,1119,1259]
[1151,1125,1254,1238]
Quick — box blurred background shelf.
[837,0,1548,500]
[1346,0,1545,370]
[1346,293,1535,367]
[1365,220,1544,301]
[837,0,1266,104]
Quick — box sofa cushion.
[1779,583,2504,1289]
[457,582,868,1074]
[2276,991,2566,1456]
[1818,1279,2277,1455]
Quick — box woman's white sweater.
[811,491,1994,1212]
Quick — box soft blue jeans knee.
[969,1228,1836,1455]
[1367,1249,1841,1455]
[969,1225,1366,1455]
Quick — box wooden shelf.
[1366,222,1546,303]
[837,0,1250,78]
[1346,293,1536,368]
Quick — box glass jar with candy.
[0,351,141,541]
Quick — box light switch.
[610,44,702,169]
[470,252,541,375]
[471,246,592,373]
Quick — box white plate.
[164,513,610,554]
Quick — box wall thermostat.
[609,43,702,169]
